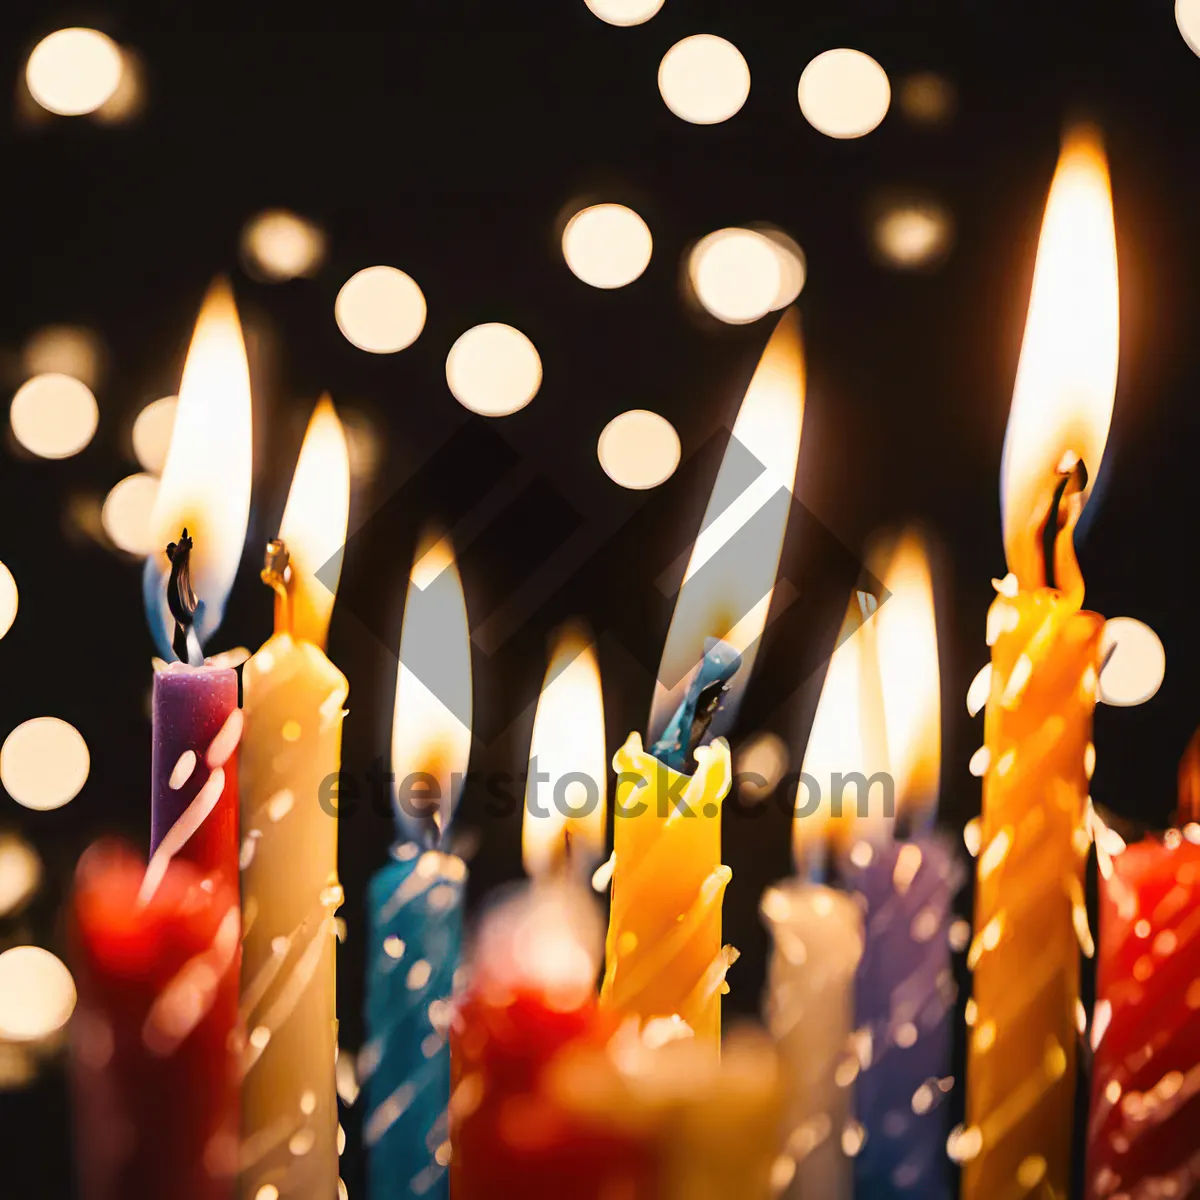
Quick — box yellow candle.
[601,312,806,1047]
[963,128,1118,1199]
[239,398,351,1200]
[601,732,734,1044]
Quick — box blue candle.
[363,535,473,1200]
[363,844,466,1200]
[840,832,961,1198]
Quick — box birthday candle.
[963,128,1117,1199]
[602,312,806,1046]
[238,398,351,1200]
[362,534,472,1200]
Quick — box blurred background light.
[10,374,99,459]
[688,228,784,324]
[0,834,41,918]
[0,562,16,640]
[798,48,891,139]
[131,395,178,474]
[1099,617,1166,707]
[26,28,123,117]
[335,266,426,353]
[597,410,681,489]
[0,947,76,1042]
[734,731,790,804]
[753,226,808,308]
[584,0,664,25]
[241,209,326,282]
[1,718,90,811]
[898,72,956,126]
[658,35,750,125]
[562,203,653,289]
[21,326,103,389]
[92,46,145,125]
[872,200,954,270]
[1178,0,1200,56]
[446,323,542,416]
[101,472,160,555]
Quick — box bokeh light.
[754,226,808,308]
[0,835,41,918]
[241,209,326,282]
[584,0,663,25]
[446,324,542,416]
[26,29,124,117]
[734,732,789,804]
[93,47,144,125]
[872,201,954,270]
[898,72,956,126]
[688,228,782,324]
[1099,617,1165,707]
[1178,0,1200,57]
[562,204,653,289]
[102,472,160,555]
[131,395,178,473]
[1,718,90,811]
[21,326,103,389]
[0,562,16,640]
[0,947,76,1042]
[798,48,891,139]
[658,35,750,125]
[10,373,99,459]
[335,266,427,354]
[597,410,681,489]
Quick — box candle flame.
[1000,126,1118,589]
[874,531,941,825]
[649,310,805,742]
[277,396,350,648]
[522,626,607,879]
[793,598,888,867]
[391,532,472,841]
[145,280,253,655]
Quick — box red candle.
[1088,737,1200,1199]
[449,885,656,1199]
[70,841,241,1200]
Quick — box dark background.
[2,3,1199,1195]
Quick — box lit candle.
[450,885,654,1200]
[838,533,960,1199]
[70,283,253,1200]
[1086,735,1200,1198]
[963,127,1118,1199]
[602,311,806,1046]
[362,533,472,1200]
[238,398,351,1200]
[145,280,253,889]
[762,608,868,1200]
[71,842,242,1200]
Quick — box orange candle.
[962,127,1119,1198]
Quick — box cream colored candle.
[238,398,351,1199]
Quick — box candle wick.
[165,529,204,666]
[650,638,742,771]
[261,539,292,635]
[1041,457,1089,591]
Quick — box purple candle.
[149,662,240,883]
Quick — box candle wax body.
[1087,833,1200,1199]
[761,880,863,1200]
[601,732,733,1046]
[363,845,465,1200]
[238,633,348,1199]
[839,834,959,1199]
[70,842,240,1200]
[964,587,1102,1199]
[450,986,655,1199]
[152,664,240,880]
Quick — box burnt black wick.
[165,528,200,665]
[1042,458,1089,591]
